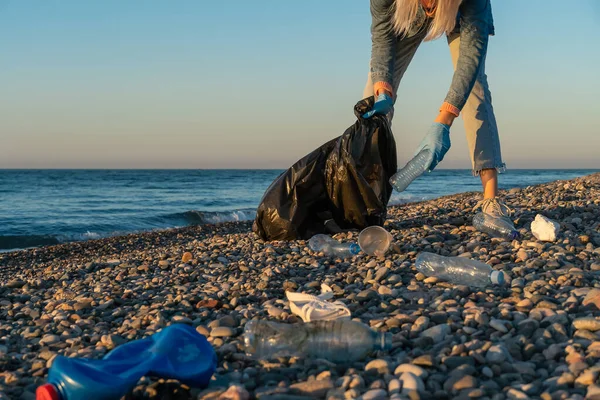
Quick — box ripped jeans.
[363,32,506,176]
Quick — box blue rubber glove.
[362,93,393,118]
[414,122,451,171]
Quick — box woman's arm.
[370,0,396,96]
[423,0,493,169]
[442,0,492,115]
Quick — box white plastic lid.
[490,271,505,285]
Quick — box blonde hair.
[392,0,463,41]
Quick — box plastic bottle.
[472,212,520,240]
[389,149,433,192]
[36,324,216,400]
[308,234,360,258]
[244,319,392,363]
[415,252,505,288]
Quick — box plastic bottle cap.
[349,243,361,255]
[36,384,60,400]
[490,271,505,285]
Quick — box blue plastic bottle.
[36,324,217,400]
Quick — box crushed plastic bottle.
[308,234,360,258]
[243,320,391,363]
[389,149,432,192]
[415,252,505,288]
[36,324,216,400]
[472,212,520,240]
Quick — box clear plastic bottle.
[308,234,360,258]
[389,149,433,192]
[415,252,505,288]
[243,320,392,363]
[472,212,520,240]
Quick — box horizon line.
[1,168,599,171]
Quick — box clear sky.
[1,1,599,169]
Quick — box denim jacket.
[370,0,495,111]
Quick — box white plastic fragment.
[531,214,560,242]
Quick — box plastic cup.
[358,226,393,256]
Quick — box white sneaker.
[474,198,515,227]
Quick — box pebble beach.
[2,172,600,400]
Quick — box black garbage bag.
[252,97,397,241]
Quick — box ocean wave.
[175,209,256,225]
[0,231,112,251]
[55,231,105,242]
[0,209,257,251]
[0,234,61,251]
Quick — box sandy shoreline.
[1,172,600,400]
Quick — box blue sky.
[1,1,599,169]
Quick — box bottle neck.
[330,242,360,255]
[54,381,67,400]
[381,332,392,351]
[372,331,392,351]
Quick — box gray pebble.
[444,356,475,369]
[398,372,424,394]
[290,379,334,397]
[210,327,235,338]
[420,324,450,343]
[39,334,61,346]
[506,388,530,399]
[517,319,539,337]
[394,364,427,379]
[573,318,600,331]
[486,345,507,364]
[267,307,284,318]
[374,267,389,282]
[388,379,401,394]
[490,319,509,333]
[196,326,210,337]
[364,359,390,375]
[360,389,387,400]
[482,366,494,378]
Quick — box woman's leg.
[480,168,498,199]
[446,33,506,198]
